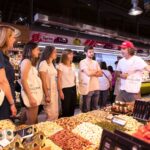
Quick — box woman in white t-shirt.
[57,49,77,117]
[21,42,42,125]
[38,46,59,121]
[99,62,112,108]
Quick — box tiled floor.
[74,108,81,115]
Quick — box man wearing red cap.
[116,41,150,102]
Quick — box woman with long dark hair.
[0,25,20,120]
[38,46,59,121]
[57,49,77,117]
[20,42,42,125]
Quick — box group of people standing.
[20,44,77,124]
[0,25,77,124]
[0,25,150,125]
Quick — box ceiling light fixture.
[128,0,143,16]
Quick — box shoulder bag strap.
[103,71,110,81]
[103,71,112,88]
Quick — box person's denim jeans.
[82,90,99,113]
[99,90,109,108]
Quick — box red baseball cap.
[120,41,135,49]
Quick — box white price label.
[0,139,11,147]
[112,117,126,126]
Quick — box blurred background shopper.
[99,62,112,108]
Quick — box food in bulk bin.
[49,129,95,150]
[54,110,110,131]
[117,115,143,134]
[73,113,98,123]
[133,122,150,143]
[72,113,103,124]
[55,117,83,130]
[96,121,126,132]
[72,122,103,147]
[0,120,16,130]
[41,139,62,150]
[85,110,110,121]
[35,121,63,137]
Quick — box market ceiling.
[1,0,150,39]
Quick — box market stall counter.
[0,107,149,150]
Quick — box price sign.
[112,117,126,126]
[0,138,11,147]
[14,126,34,139]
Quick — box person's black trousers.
[0,97,11,120]
[61,86,77,117]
